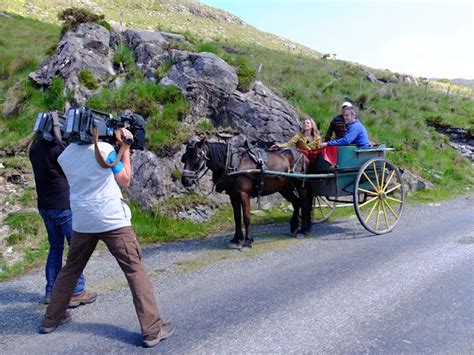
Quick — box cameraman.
[29,113,97,307]
[39,128,175,348]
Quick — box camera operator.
[29,112,97,307]
[39,127,175,348]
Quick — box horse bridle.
[182,146,210,184]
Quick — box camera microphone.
[123,135,134,146]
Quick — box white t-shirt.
[58,142,132,233]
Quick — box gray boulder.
[123,29,169,76]
[128,149,187,208]
[161,50,239,119]
[217,81,300,144]
[29,23,115,104]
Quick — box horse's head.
[181,138,209,187]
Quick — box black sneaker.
[142,321,176,348]
[39,310,72,334]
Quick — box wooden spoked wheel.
[354,158,404,234]
[312,196,337,223]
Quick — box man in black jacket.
[324,101,353,141]
[29,115,97,307]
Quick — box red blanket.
[299,146,338,166]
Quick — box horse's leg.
[279,186,301,236]
[297,184,313,235]
[241,191,253,249]
[228,194,243,246]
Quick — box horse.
[181,139,313,249]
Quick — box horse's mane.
[207,142,227,171]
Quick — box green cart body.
[310,145,387,196]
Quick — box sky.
[199,0,474,79]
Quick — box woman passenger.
[271,117,321,153]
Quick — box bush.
[97,19,111,32]
[78,70,99,90]
[58,7,105,35]
[234,55,256,92]
[155,59,173,80]
[45,76,66,110]
[113,43,136,71]
[196,42,222,55]
[196,117,214,133]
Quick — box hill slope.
[0,0,319,58]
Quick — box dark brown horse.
[181,139,312,249]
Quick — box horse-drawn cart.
[230,145,405,235]
[182,140,404,248]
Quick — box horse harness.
[183,141,306,202]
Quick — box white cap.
[341,101,353,108]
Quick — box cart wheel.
[312,196,336,223]
[354,158,404,234]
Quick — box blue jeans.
[39,209,85,296]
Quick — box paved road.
[0,195,473,353]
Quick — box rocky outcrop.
[218,81,300,144]
[128,149,186,208]
[123,29,169,77]
[29,23,115,105]
[160,51,300,144]
[428,124,474,163]
[27,24,306,209]
[161,50,239,119]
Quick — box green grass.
[0,211,49,281]
[0,14,61,148]
[86,80,190,155]
[131,198,235,244]
[78,70,99,90]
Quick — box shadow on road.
[0,288,42,305]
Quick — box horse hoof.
[228,242,241,249]
[240,245,252,252]
[295,232,306,239]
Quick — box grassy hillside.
[0,0,318,58]
[0,14,60,147]
[0,9,473,279]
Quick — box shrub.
[234,55,256,92]
[113,43,136,71]
[58,7,105,35]
[196,117,214,133]
[196,42,222,55]
[171,170,182,181]
[78,70,99,90]
[46,44,58,56]
[45,76,66,110]
[97,19,111,32]
[155,59,173,80]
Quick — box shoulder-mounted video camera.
[34,107,146,150]
[33,111,67,143]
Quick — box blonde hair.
[301,117,319,137]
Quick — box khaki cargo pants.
[41,226,162,337]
